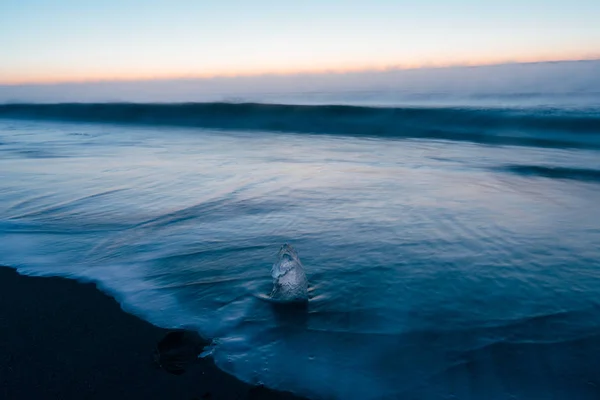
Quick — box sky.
[1,0,600,85]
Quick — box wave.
[498,165,600,183]
[1,102,599,148]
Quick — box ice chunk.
[270,244,308,303]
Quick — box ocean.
[1,98,600,399]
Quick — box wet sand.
[0,267,303,400]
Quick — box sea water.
[1,100,600,399]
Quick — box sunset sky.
[1,0,600,84]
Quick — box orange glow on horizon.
[2,54,599,86]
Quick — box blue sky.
[1,0,599,83]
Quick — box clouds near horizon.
[1,60,599,105]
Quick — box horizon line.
[2,56,600,86]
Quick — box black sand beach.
[0,267,303,400]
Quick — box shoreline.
[0,266,303,399]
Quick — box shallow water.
[1,104,600,399]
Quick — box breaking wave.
[1,102,599,148]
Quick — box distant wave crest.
[1,102,599,148]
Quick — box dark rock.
[155,330,207,375]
